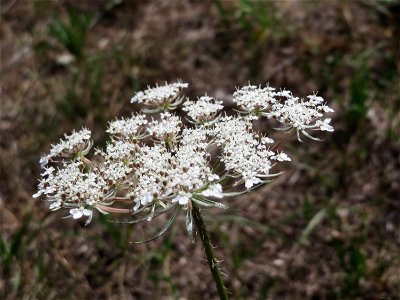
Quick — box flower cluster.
[215,116,289,189]
[182,95,223,124]
[131,81,188,112]
[34,81,334,238]
[39,128,92,167]
[233,84,335,140]
[233,84,277,113]
[267,92,334,141]
[148,112,182,142]
[106,114,148,140]
[33,161,107,224]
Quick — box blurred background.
[1,0,399,299]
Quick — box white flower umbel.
[102,140,136,161]
[130,144,172,209]
[131,81,188,111]
[34,80,334,300]
[233,84,277,115]
[100,160,132,185]
[148,112,182,142]
[182,95,223,123]
[39,127,92,167]
[34,80,333,233]
[106,114,148,140]
[34,161,108,224]
[215,116,283,189]
[180,127,212,151]
[167,143,219,199]
[267,92,335,141]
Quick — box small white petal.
[49,201,61,210]
[39,156,49,168]
[133,200,141,211]
[208,174,220,181]
[261,137,274,144]
[320,119,334,132]
[202,184,223,198]
[32,191,42,198]
[70,209,83,219]
[72,212,83,219]
[179,196,189,205]
[245,180,253,189]
[276,152,291,162]
[141,193,154,205]
[83,209,92,216]
[173,193,191,205]
[245,177,262,189]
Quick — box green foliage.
[1,214,33,298]
[49,7,93,59]
[236,0,280,32]
[334,239,367,297]
[86,56,105,103]
[56,83,81,122]
[347,62,369,125]
[212,0,290,80]
[1,214,32,269]
[213,0,284,33]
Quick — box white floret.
[40,127,92,167]
[131,81,188,105]
[233,84,277,112]
[202,184,223,198]
[148,112,182,140]
[106,114,148,139]
[182,95,223,121]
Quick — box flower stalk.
[192,203,228,300]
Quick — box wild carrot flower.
[34,81,334,233]
[34,80,334,299]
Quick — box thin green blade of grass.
[298,208,326,245]
[3,214,32,267]
[0,236,8,258]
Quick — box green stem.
[192,203,229,300]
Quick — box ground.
[1,0,399,299]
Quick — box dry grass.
[1,0,399,299]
